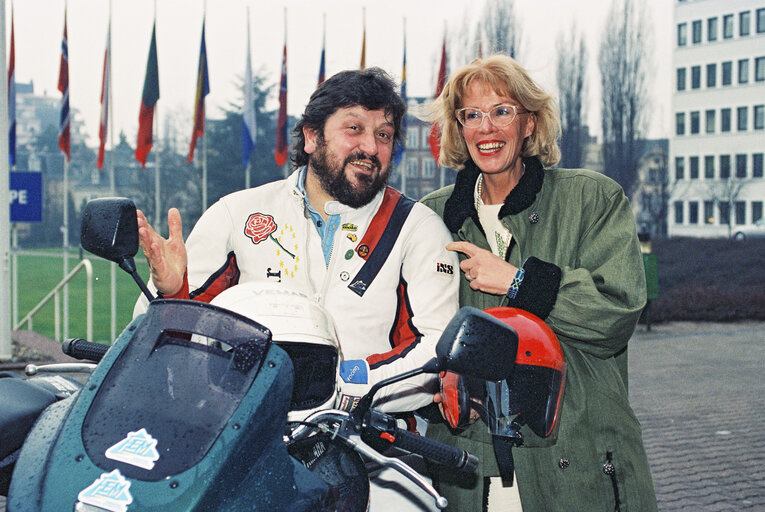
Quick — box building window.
[735,201,746,225]
[737,106,748,131]
[689,202,699,224]
[753,153,764,178]
[692,20,702,43]
[721,108,732,132]
[740,11,751,36]
[738,59,749,84]
[720,155,731,179]
[722,61,732,85]
[678,23,688,46]
[406,158,418,178]
[756,57,765,82]
[690,111,700,134]
[706,64,716,87]
[758,8,765,33]
[704,155,715,178]
[723,14,734,38]
[677,68,686,90]
[691,66,701,88]
[753,201,763,223]
[421,158,435,178]
[755,105,764,130]
[406,127,419,149]
[676,112,686,135]
[708,17,718,41]
[736,154,747,178]
[718,202,729,225]
[705,201,715,224]
[690,156,699,179]
[705,110,716,133]
[674,201,684,224]
[675,156,685,180]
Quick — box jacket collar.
[443,156,545,232]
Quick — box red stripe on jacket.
[355,187,401,260]
[367,278,422,370]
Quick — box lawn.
[12,249,151,343]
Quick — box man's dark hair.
[290,67,406,168]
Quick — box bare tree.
[598,0,651,197]
[706,177,748,238]
[556,25,588,169]
[479,0,522,58]
[449,7,481,69]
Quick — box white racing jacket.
[137,169,459,412]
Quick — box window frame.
[740,10,751,36]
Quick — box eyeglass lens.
[458,105,518,127]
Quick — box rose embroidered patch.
[245,213,277,244]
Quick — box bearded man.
[134,68,459,511]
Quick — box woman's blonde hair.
[422,54,561,169]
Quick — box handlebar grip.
[62,338,109,362]
[390,427,478,473]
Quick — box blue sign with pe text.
[10,172,42,222]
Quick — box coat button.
[558,458,570,469]
[603,463,615,476]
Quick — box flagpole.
[245,6,251,190]
[62,2,69,342]
[400,17,406,198]
[201,2,207,209]
[0,0,12,359]
[153,1,161,229]
[107,1,117,341]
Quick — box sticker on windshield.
[78,469,133,512]
[105,428,160,470]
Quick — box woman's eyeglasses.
[455,104,527,128]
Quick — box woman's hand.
[137,208,187,296]
[447,241,518,295]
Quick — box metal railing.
[14,258,94,342]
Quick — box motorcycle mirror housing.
[81,197,155,302]
[431,307,518,381]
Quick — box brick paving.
[2,322,764,510]
[629,322,765,511]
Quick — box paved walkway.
[629,321,765,511]
[2,322,765,510]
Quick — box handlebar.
[385,426,478,472]
[62,338,109,362]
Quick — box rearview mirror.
[81,197,139,266]
[81,197,155,302]
[434,307,518,381]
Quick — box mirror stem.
[119,257,156,303]
[353,367,426,422]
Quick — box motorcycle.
[2,197,547,512]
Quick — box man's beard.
[309,137,391,209]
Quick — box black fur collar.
[443,157,545,233]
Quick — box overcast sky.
[8,0,673,149]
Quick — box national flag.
[188,21,210,163]
[393,27,406,167]
[317,16,326,86]
[428,34,448,163]
[242,15,256,166]
[97,22,111,170]
[359,13,366,70]
[58,9,71,162]
[274,42,288,168]
[8,4,16,166]
[135,22,160,168]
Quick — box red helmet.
[483,307,566,440]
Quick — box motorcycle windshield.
[82,300,272,481]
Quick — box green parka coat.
[420,157,658,512]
